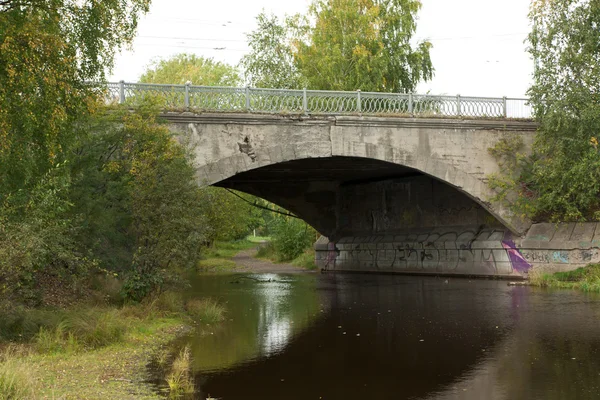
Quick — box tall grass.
[529,264,600,292]
[34,308,128,353]
[185,299,225,324]
[166,345,195,396]
[0,347,36,399]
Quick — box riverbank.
[0,291,225,399]
[529,263,600,292]
[197,239,317,273]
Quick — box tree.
[240,13,307,89]
[241,0,432,92]
[0,0,150,302]
[0,0,149,203]
[521,0,600,221]
[296,0,432,92]
[69,106,210,301]
[140,54,241,86]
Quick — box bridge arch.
[172,114,534,236]
[167,113,538,277]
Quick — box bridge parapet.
[101,81,533,119]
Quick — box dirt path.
[231,247,313,274]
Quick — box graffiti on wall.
[502,233,532,274]
[321,229,534,277]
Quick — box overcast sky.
[110,0,533,98]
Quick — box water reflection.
[184,273,321,373]
[177,273,600,400]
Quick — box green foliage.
[529,264,600,292]
[240,13,308,88]
[70,108,208,301]
[486,135,537,217]
[197,188,262,244]
[291,248,318,270]
[520,1,600,221]
[140,53,241,86]
[0,0,149,199]
[272,217,316,261]
[255,242,277,260]
[241,0,433,92]
[296,0,433,92]
[0,0,152,303]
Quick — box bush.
[291,248,317,270]
[271,218,315,261]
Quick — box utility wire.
[224,188,300,219]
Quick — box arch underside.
[208,154,530,277]
[214,155,510,241]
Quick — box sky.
[110,0,533,98]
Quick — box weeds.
[291,248,318,270]
[185,299,225,324]
[0,347,36,399]
[529,264,600,292]
[166,345,195,396]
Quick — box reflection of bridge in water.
[103,83,599,277]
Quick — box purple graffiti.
[326,242,337,268]
[502,233,531,273]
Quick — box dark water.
[171,272,600,400]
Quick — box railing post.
[502,96,507,118]
[119,80,125,104]
[357,90,362,114]
[456,94,462,117]
[303,88,308,115]
[185,81,191,110]
[245,87,251,111]
[408,93,413,115]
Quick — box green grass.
[246,235,271,243]
[185,298,226,324]
[255,242,317,270]
[0,347,36,400]
[529,263,600,292]
[291,248,318,270]
[201,239,257,259]
[0,290,226,399]
[197,258,238,272]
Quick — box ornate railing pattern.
[103,81,532,119]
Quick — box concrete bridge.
[106,82,600,278]
[166,112,543,278]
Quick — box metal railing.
[101,81,533,119]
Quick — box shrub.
[272,218,315,261]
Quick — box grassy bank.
[197,239,259,272]
[256,242,318,270]
[529,263,600,292]
[0,292,226,399]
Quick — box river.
[159,272,600,399]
